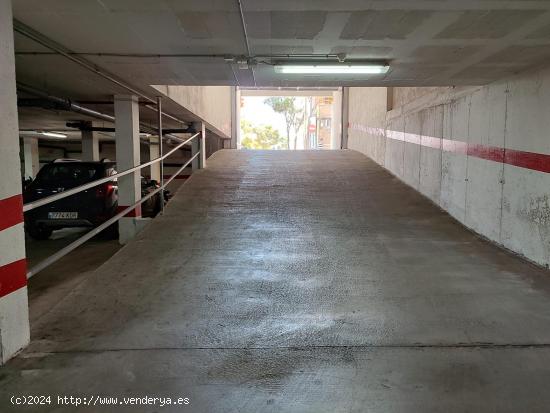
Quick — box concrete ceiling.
[13,0,550,94]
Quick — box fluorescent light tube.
[40,131,67,138]
[274,64,389,75]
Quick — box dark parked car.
[24,159,119,240]
[24,159,165,240]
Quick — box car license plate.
[48,212,78,219]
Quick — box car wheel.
[27,225,53,240]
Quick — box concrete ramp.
[3,150,550,412]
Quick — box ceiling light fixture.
[274,63,389,75]
[40,131,67,138]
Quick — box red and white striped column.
[0,0,30,364]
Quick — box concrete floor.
[25,228,121,324]
[3,149,550,412]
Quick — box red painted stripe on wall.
[0,259,27,298]
[467,144,505,163]
[504,149,550,174]
[349,124,550,174]
[0,194,23,232]
[117,205,142,217]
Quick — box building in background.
[239,89,342,150]
[317,96,333,149]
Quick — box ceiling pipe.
[14,52,344,59]
[15,51,348,63]
[65,122,188,134]
[73,100,159,106]
[236,0,256,87]
[36,99,188,126]
[236,0,252,57]
[17,82,115,123]
[62,101,188,126]
[17,82,187,141]
[13,20,156,104]
[14,19,189,127]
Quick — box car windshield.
[33,163,103,188]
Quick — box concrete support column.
[341,87,350,149]
[191,134,199,172]
[0,0,30,364]
[115,95,144,244]
[192,121,206,171]
[81,123,100,161]
[331,90,343,150]
[149,136,161,182]
[199,122,206,169]
[23,137,39,179]
[230,86,239,149]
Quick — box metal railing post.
[200,122,206,169]
[191,121,205,170]
[191,130,200,172]
[156,96,164,214]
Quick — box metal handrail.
[23,133,199,212]
[26,151,201,278]
[157,96,165,215]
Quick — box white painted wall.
[330,90,343,150]
[348,64,550,268]
[152,85,232,139]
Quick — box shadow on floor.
[26,227,121,325]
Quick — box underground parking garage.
[4,0,550,411]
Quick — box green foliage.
[240,120,286,149]
[264,97,299,115]
[264,97,305,149]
